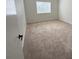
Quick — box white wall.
[59,0,72,24]
[24,0,59,23]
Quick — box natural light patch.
[6,0,16,15]
[36,1,51,14]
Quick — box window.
[36,1,51,14]
[6,0,16,15]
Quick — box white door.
[6,0,26,59]
[15,0,26,48]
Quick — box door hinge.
[18,34,23,40]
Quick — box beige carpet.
[23,20,72,59]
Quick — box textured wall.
[59,0,72,24]
[24,0,59,23]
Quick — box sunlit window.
[36,1,51,14]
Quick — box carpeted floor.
[23,20,72,59]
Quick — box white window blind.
[36,1,51,14]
